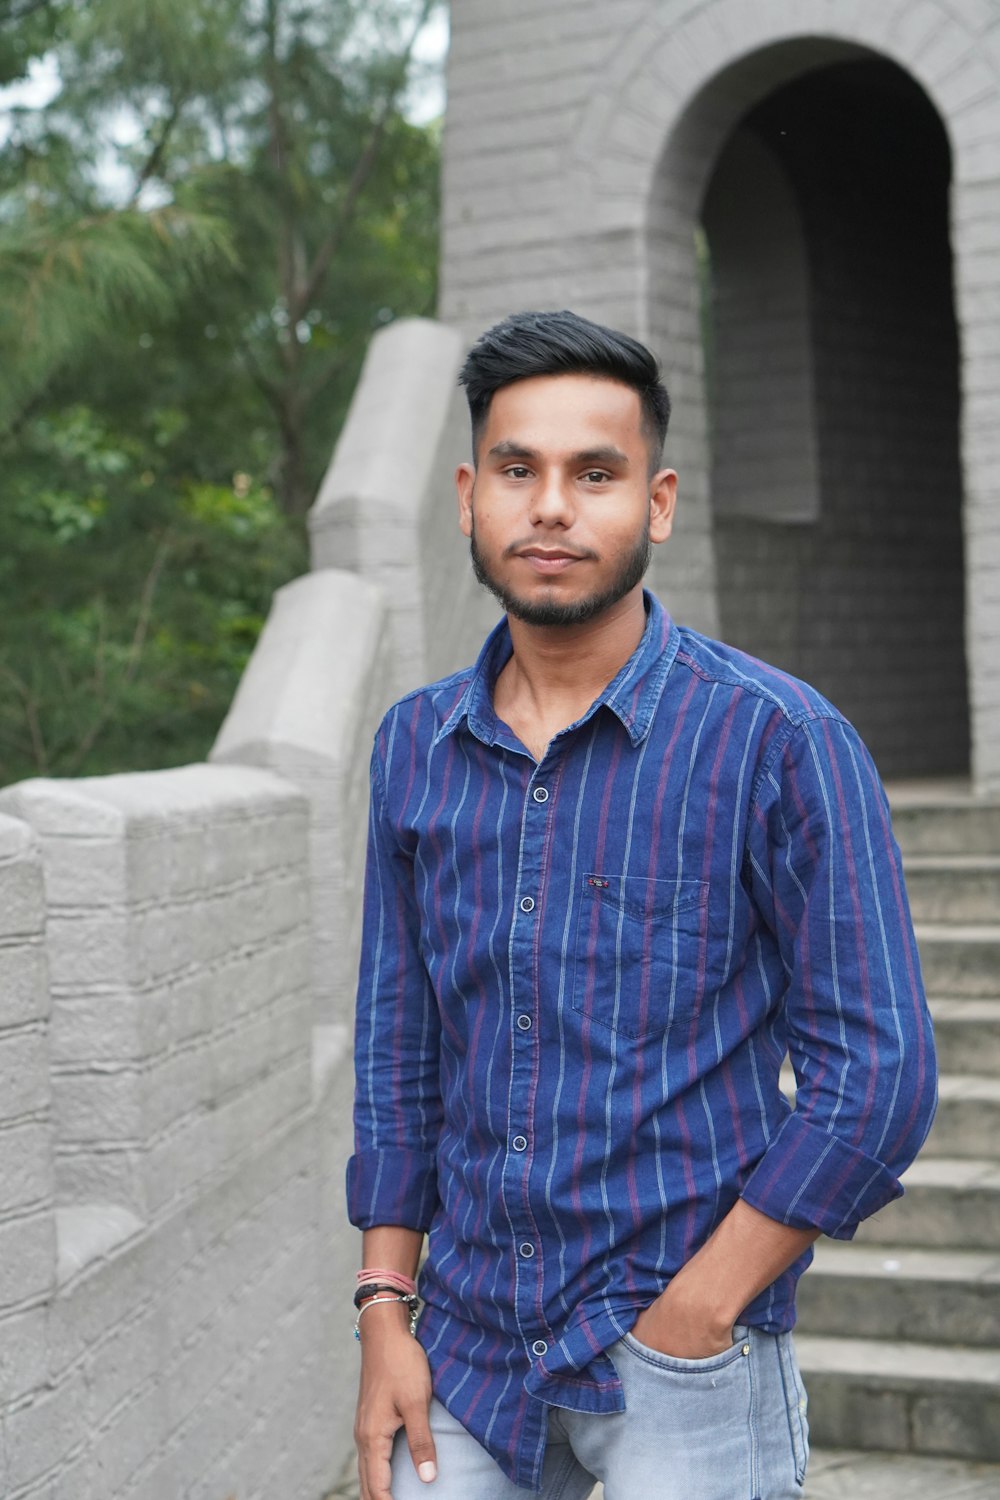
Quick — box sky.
[0,4,449,180]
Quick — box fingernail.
[418,1461,437,1483]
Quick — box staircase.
[795,786,1000,1465]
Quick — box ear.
[648,467,678,544]
[456,462,476,538]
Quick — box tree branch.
[123,530,171,681]
[65,531,172,775]
[233,332,283,407]
[128,97,183,205]
[291,0,436,322]
[0,662,48,774]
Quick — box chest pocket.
[571,873,710,1039]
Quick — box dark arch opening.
[701,57,969,779]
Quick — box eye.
[503,465,532,480]
[582,470,612,484]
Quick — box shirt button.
[518,1242,535,1258]
[516,1014,532,1031]
[512,1135,527,1152]
[532,787,549,803]
[519,896,535,913]
[532,1339,548,1356]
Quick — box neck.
[503,586,648,714]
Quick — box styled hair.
[458,309,671,472]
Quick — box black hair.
[458,309,671,472]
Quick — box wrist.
[355,1292,419,1343]
[665,1260,741,1334]
[358,1299,411,1327]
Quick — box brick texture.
[0,767,357,1497]
[441,0,1000,788]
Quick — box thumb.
[404,1405,438,1485]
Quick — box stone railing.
[0,316,473,1498]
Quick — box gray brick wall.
[709,60,969,777]
[0,814,56,1474]
[441,0,1000,789]
[0,764,360,1496]
[212,569,393,1026]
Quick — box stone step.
[796,1243,1000,1347]
[913,925,1000,998]
[804,1446,1000,1499]
[904,856,1000,924]
[928,998,1000,1075]
[857,1157,1000,1252]
[921,1074,1000,1159]
[795,1333,1000,1463]
[889,792,1000,858]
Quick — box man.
[347,309,937,1500]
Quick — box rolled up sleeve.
[740,715,938,1240]
[346,733,442,1232]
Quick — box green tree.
[51,0,441,514]
[0,0,442,784]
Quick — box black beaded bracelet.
[354,1280,409,1309]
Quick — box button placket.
[507,763,556,1364]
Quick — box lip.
[515,548,587,574]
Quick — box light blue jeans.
[390,1327,809,1499]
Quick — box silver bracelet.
[354,1292,420,1341]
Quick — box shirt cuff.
[346,1147,439,1232]
[740,1111,903,1240]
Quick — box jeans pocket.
[777,1333,809,1485]
[621,1323,750,1376]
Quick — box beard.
[470,517,651,628]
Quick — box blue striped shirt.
[347,591,937,1490]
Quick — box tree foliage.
[0,0,442,784]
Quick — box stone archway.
[700,57,969,779]
[441,0,1000,787]
[554,1,1000,789]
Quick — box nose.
[528,469,574,526]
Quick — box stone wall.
[309,317,498,697]
[0,316,476,1495]
[707,59,969,778]
[441,0,1000,790]
[0,763,357,1499]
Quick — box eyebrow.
[485,441,631,468]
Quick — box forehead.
[482,373,645,454]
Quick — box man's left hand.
[629,1199,821,1359]
[630,1277,735,1359]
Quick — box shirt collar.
[434,590,679,749]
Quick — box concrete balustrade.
[0,767,359,1497]
[211,569,390,1029]
[309,316,498,696]
[0,307,480,1495]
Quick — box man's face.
[456,373,676,628]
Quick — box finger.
[403,1404,438,1485]
[359,1432,396,1500]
